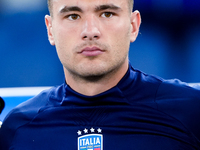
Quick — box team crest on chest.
[77,128,103,150]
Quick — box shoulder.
[2,84,64,127]
[0,84,64,149]
[156,79,200,101]
[128,66,199,104]
[133,70,200,141]
[155,79,200,140]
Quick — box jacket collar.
[61,64,135,106]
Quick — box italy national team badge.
[77,128,103,150]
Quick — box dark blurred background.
[0,0,200,88]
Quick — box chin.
[75,66,110,80]
[82,74,106,82]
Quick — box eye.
[101,12,114,18]
[67,14,80,20]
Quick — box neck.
[64,61,129,96]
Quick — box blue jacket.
[1,65,200,150]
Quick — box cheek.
[106,18,131,39]
[106,22,131,48]
[53,31,73,64]
[53,24,77,51]
[53,20,78,39]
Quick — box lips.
[79,46,104,56]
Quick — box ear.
[45,15,55,45]
[130,10,141,43]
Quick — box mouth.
[79,46,105,57]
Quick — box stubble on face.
[64,37,130,83]
[64,41,111,82]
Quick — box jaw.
[63,57,129,96]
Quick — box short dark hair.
[47,0,134,16]
[47,0,52,15]
[128,0,134,12]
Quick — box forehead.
[52,0,128,11]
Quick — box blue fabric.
[0,64,200,149]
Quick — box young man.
[0,0,200,149]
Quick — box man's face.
[45,0,140,79]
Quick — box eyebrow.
[95,4,121,12]
[59,6,83,14]
[59,4,121,14]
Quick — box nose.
[81,15,101,41]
